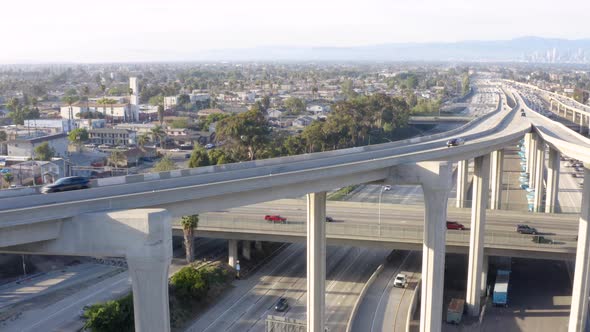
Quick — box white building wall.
[7,136,68,158]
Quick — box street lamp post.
[378,186,385,237]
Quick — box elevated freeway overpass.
[176,200,577,261]
[1,85,590,332]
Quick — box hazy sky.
[1,0,589,63]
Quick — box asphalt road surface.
[187,243,390,332]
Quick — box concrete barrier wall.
[406,281,421,332]
[0,186,40,198]
[345,263,386,332]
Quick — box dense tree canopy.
[215,108,271,161]
[34,142,55,160]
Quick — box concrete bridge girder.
[0,209,173,332]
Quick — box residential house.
[267,109,286,119]
[293,116,314,127]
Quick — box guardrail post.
[569,165,590,331]
[466,154,490,317]
[307,191,326,332]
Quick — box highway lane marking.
[252,247,360,329]
[370,251,411,332]
[243,246,357,331]
[24,274,129,332]
[198,245,302,332]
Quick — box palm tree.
[150,125,166,149]
[62,96,79,122]
[97,98,117,124]
[107,98,116,124]
[157,104,165,125]
[137,133,150,148]
[180,215,199,263]
[97,98,108,119]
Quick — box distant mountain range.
[194,37,590,63]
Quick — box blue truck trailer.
[493,269,511,307]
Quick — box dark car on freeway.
[275,297,289,312]
[446,138,465,147]
[446,221,465,230]
[41,176,90,194]
[532,235,554,244]
[516,224,538,235]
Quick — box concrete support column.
[580,114,585,134]
[480,255,489,296]
[307,191,326,332]
[466,154,490,317]
[490,150,504,210]
[545,147,560,213]
[0,209,173,332]
[242,241,252,260]
[569,166,590,331]
[525,133,533,173]
[533,139,545,212]
[419,163,453,332]
[255,241,263,252]
[456,160,469,208]
[128,256,171,332]
[529,133,538,189]
[228,239,238,268]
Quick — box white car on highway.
[393,273,408,288]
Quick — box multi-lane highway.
[351,250,421,332]
[186,244,391,332]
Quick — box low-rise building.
[197,108,226,118]
[267,109,286,119]
[60,101,138,122]
[114,123,156,136]
[89,128,137,146]
[23,119,75,133]
[164,96,178,109]
[5,132,68,159]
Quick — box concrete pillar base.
[128,257,171,332]
[255,241,263,252]
[228,239,238,268]
[242,240,252,260]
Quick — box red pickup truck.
[265,215,287,224]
